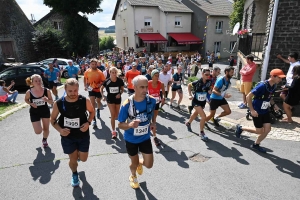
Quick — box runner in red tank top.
[148,69,166,146]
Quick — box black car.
[0,65,49,88]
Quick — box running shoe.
[129,175,139,189]
[185,121,192,131]
[239,103,247,109]
[96,109,100,119]
[235,124,243,138]
[250,143,267,153]
[200,132,208,141]
[204,123,210,130]
[213,117,220,127]
[71,174,80,187]
[136,164,143,175]
[153,137,161,146]
[42,140,48,148]
[112,131,117,139]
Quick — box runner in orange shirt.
[84,58,106,127]
[125,62,141,96]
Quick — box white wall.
[166,12,192,33]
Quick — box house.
[34,11,99,55]
[112,0,203,52]
[237,0,300,82]
[0,0,36,63]
[182,0,237,59]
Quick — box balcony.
[238,33,265,61]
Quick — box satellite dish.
[232,22,240,35]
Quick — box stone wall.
[0,0,36,63]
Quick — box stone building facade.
[35,11,99,55]
[0,0,35,63]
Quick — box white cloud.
[15,0,117,28]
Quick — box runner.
[100,67,124,138]
[50,78,95,187]
[140,57,148,75]
[125,62,140,96]
[159,65,172,110]
[148,69,166,146]
[83,58,106,127]
[170,65,184,109]
[156,58,164,72]
[145,65,154,80]
[24,74,53,148]
[235,69,285,153]
[166,61,174,75]
[185,68,212,141]
[205,66,234,127]
[44,62,60,101]
[66,60,80,80]
[118,75,156,189]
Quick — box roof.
[188,0,233,16]
[113,0,192,20]
[35,10,99,29]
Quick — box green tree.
[229,0,245,30]
[99,36,115,51]
[43,0,103,56]
[32,21,67,59]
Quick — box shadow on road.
[91,118,114,145]
[156,123,177,140]
[135,182,157,200]
[111,129,127,153]
[72,171,99,200]
[29,147,60,184]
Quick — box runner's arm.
[86,99,95,123]
[100,85,105,97]
[188,83,193,96]
[212,86,221,96]
[50,102,63,131]
[246,92,255,111]
[161,83,166,98]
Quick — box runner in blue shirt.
[118,75,156,189]
[66,60,80,80]
[235,69,285,153]
[44,63,61,100]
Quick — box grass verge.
[0,103,21,116]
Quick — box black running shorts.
[125,139,153,156]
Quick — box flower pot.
[239,35,247,38]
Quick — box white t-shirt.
[159,72,172,91]
[0,86,7,96]
[124,65,131,74]
[286,61,300,85]
[161,54,164,60]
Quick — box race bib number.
[154,96,161,103]
[32,99,45,106]
[109,87,119,94]
[87,86,93,92]
[53,80,59,83]
[64,117,80,128]
[134,124,149,136]
[176,82,181,86]
[261,101,270,109]
[196,92,207,101]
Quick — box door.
[150,44,158,52]
[0,41,16,60]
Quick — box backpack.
[127,94,153,123]
[253,81,276,100]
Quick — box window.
[144,18,152,27]
[1,69,16,77]
[57,60,67,65]
[215,21,223,33]
[229,41,236,52]
[54,21,62,30]
[120,3,123,11]
[123,2,127,10]
[175,16,181,26]
[214,42,221,53]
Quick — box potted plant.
[238,29,250,38]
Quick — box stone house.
[182,0,237,59]
[35,11,99,55]
[237,0,300,82]
[112,0,202,52]
[0,0,36,63]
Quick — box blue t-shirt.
[66,66,79,78]
[129,64,142,71]
[118,97,156,144]
[97,65,105,72]
[45,68,60,81]
[145,74,152,80]
[172,73,183,89]
[210,76,231,100]
[251,81,276,115]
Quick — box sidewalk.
[175,72,300,142]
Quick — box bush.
[229,0,246,30]
[187,76,199,83]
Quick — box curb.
[0,84,65,120]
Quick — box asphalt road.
[0,73,299,199]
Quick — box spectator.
[229,55,235,67]
[282,65,300,123]
[0,80,18,103]
[239,55,257,109]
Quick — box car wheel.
[63,71,69,78]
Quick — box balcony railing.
[238,33,265,61]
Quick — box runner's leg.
[177,89,183,106]
[216,104,231,118]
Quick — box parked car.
[27,58,80,78]
[0,65,48,88]
[0,58,23,72]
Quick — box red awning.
[168,33,202,44]
[138,33,167,43]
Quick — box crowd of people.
[0,49,298,189]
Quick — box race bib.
[109,87,119,94]
[154,96,161,103]
[261,101,270,109]
[196,92,206,101]
[64,117,80,128]
[142,66,146,71]
[53,80,59,83]
[87,86,93,92]
[32,99,45,106]
[176,82,181,86]
[134,124,149,136]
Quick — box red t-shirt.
[148,80,161,103]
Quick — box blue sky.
[15,0,117,28]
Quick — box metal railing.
[238,33,265,61]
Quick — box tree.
[32,21,67,59]
[229,0,245,30]
[43,0,103,56]
[99,36,115,51]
